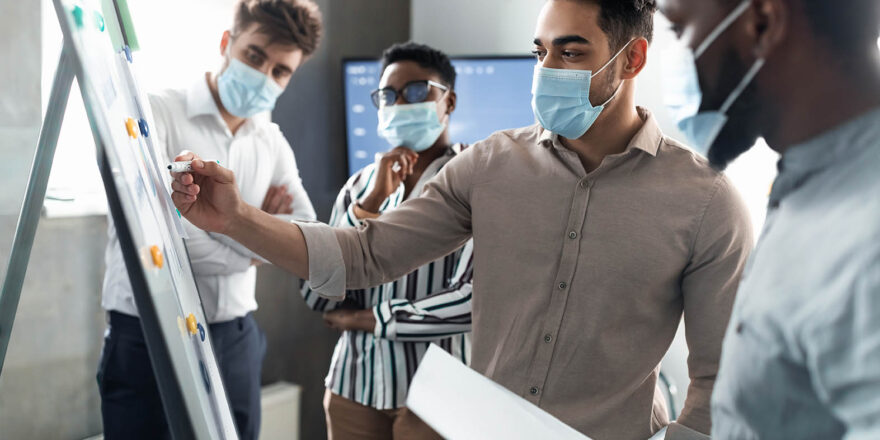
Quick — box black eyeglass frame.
[370,80,449,109]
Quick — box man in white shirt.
[97,1,321,439]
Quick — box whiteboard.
[52,0,238,438]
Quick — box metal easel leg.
[0,45,76,376]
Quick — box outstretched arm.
[170,145,480,301]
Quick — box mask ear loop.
[694,0,751,58]
[592,38,637,78]
[591,39,636,107]
[719,58,765,114]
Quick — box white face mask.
[661,0,765,157]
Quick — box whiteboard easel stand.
[0,42,199,439]
[0,46,75,374]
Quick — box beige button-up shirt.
[300,108,754,439]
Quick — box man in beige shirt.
[169,1,753,438]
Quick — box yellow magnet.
[186,313,198,335]
[150,245,164,268]
[125,117,139,139]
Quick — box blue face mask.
[662,0,765,156]
[217,58,284,118]
[377,101,446,152]
[530,42,631,139]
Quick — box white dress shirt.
[102,76,316,323]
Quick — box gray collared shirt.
[712,107,880,439]
[301,108,754,439]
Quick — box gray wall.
[0,217,108,440]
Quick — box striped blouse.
[301,146,474,410]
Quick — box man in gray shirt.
[658,0,880,438]
[170,1,755,438]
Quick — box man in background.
[658,0,880,437]
[97,1,320,439]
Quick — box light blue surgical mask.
[377,101,446,152]
[662,0,765,156]
[218,58,284,118]
[531,42,632,139]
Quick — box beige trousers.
[323,389,443,440]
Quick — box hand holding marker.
[168,160,219,173]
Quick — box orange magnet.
[125,118,138,139]
[150,245,164,268]
[186,313,198,335]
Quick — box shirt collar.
[185,74,223,119]
[538,106,662,157]
[185,74,266,136]
[771,106,880,202]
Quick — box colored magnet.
[72,6,84,28]
[125,118,138,139]
[138,119,149,137]
[94,11,105,32]
[197,323,205,341]
[199,360,211,393]
[149,245,163,268]
[123,46,133,63]
[186,313,198,335]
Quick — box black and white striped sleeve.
[372,240,474,342]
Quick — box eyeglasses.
[370,80,448,108]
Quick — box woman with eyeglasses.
[299,41,475,440]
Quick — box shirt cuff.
[372,304,388,338]
[373,299,410,339]
[295,221,346,301]
[665,422,710,440]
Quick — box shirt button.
[579,180,588,189]
[558,282,567,290]
[529,386,539,395]
[736,322,744,334]
[568,231,577,239]
[544,334,553,343]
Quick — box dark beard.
[700,48,764,170]
[706,88,762,170]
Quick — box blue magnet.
[197,323,205,341]
[94,11,105,31]
[123,46,132,63]
[138,118,149,137]
[199,360,211,393]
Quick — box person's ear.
[619,38,648,80]
[444,90,457,116]
[749,0,789,59]
[220,30,231,56]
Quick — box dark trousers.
[98,311,266,440]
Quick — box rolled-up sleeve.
[295,221,347,300]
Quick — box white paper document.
[407,345,591,440]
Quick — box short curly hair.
[232,0,323,56]
[564,0,657,50]
[380,42,457,90]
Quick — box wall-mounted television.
[343,56,537,175]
